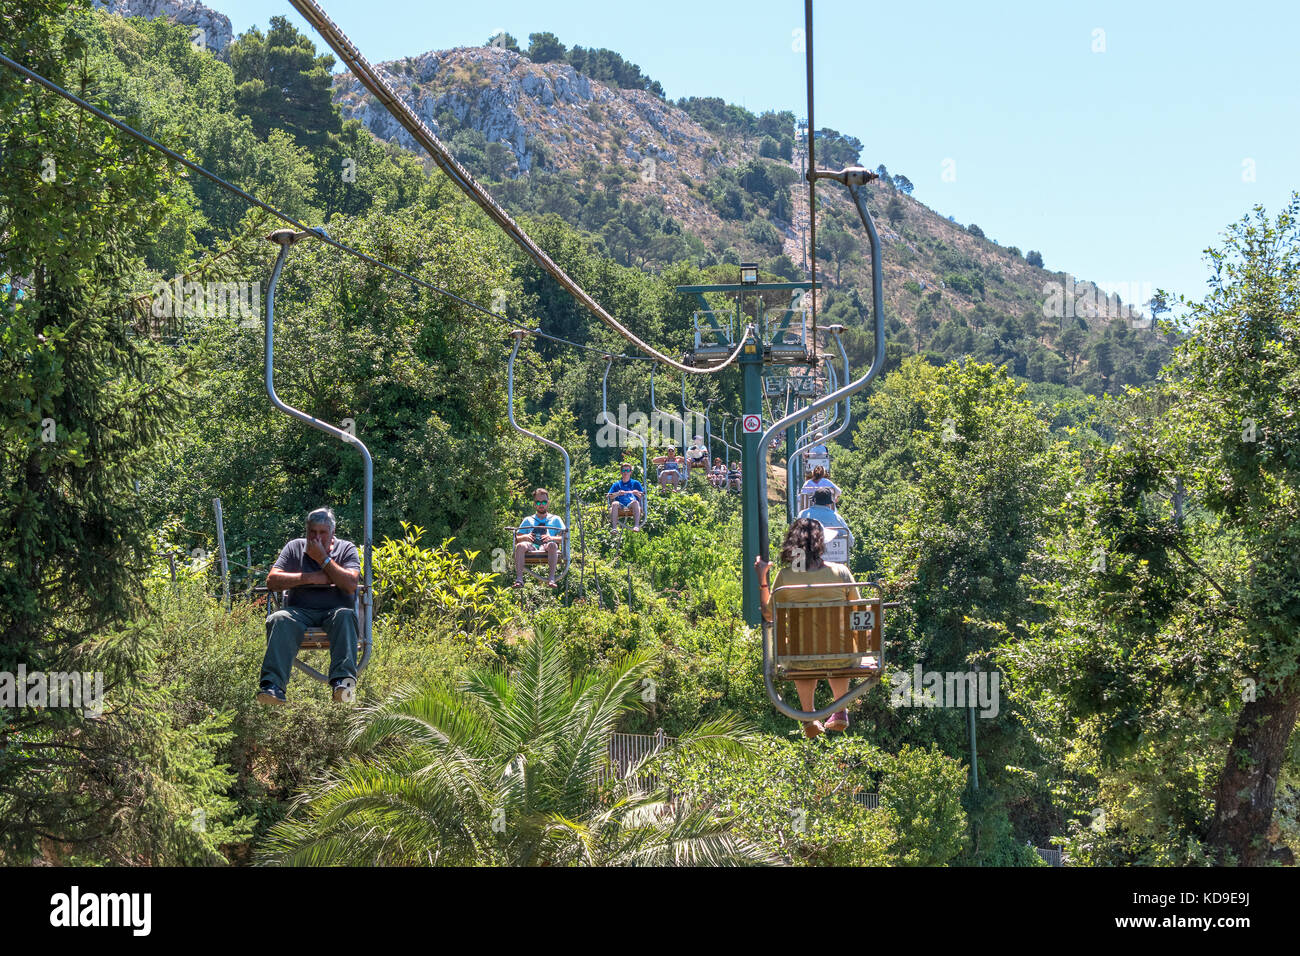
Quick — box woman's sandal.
[824,710,849,732]
[803,720,825,739]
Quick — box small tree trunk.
[1206,674,1300,865]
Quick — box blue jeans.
[261,605,357,689]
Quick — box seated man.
[514,488,566,588]
[685,435,709,477]
[258,506,361,706]
[607,463,645,531]
[652,451,683,491]
[727,459,742,493]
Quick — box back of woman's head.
[812,465,827,481]
[780,517,825,567]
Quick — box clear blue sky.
[213,0,1298,308]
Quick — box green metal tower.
[676,274,821,626]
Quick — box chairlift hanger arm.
[600,356,650,516]
[792,327,851,454]
[649,365,687,436]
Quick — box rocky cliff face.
[92,0,233,56]
[332,44,747,245]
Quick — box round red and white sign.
[742,414,762,434]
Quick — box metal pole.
[681,376,692,484]
[804,0,817,346]
[969,663,981,790]
[786,398,798,520]
[705,401,713,468]
[650,364,687,460]
[792,327,850,456]
[740,326,764,626]
[213,498,230,610]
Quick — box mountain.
[330,42,1175,393]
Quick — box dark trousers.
[261,605,357,689]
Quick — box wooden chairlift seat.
[256,585,368,651]
[508,526,570,573]
[771,583,884,681]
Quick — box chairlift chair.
[754,149,890,721]
[601,357,649,524]
[508,331,572,583]
[262,228,374,682]
[765,581,887,687]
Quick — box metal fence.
[602,729,672,791]
[1035,845,1064,866]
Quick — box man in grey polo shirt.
[257,506,361,705]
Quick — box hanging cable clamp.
[266,228,311,246]
[809,166,878,186]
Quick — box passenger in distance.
[514,487,565,588]
[607,463,645,531]
[800,465,841,507]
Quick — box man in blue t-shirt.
[606,463,645,531]
[514,487,566,587]
[258,506,362,706]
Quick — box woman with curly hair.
[753,517,861,738]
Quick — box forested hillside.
[3,0,1298,872]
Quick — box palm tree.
[257,625,778,865]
